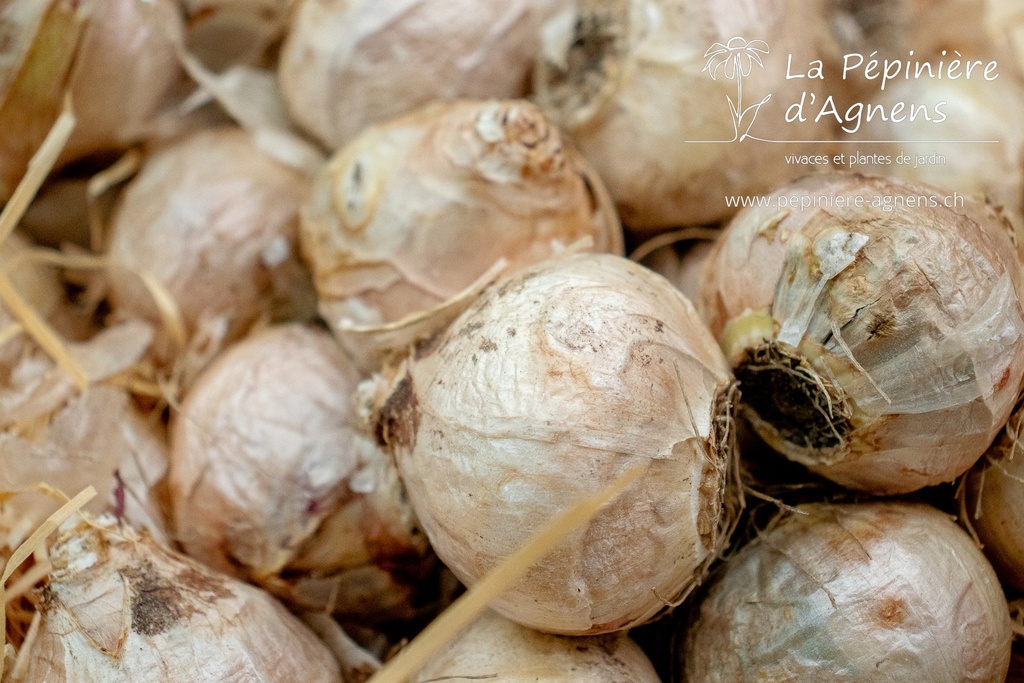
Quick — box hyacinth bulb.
[860,75,1024,218]
[106,128,314,363]
[169,324,435,620]
[415,610,661,682]
[14,517,342,682]
[680,502,1012,682]
[967,402,1024,592]
[301,99,621,367]
[374,252,735,635]
[699,173,1024,493]
[279,0,562,149]
[533,0,837,231]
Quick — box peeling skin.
[681,502,1013,683]
[701,173,1024,494]
[384,252,733,635]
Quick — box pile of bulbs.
[0,0,1022,681]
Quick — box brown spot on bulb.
[877,597,908,628]
[376,375,420,450]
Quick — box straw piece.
[3,562,51,606]
[0,102,76,248]
[86,150,142,252]
[9,612,40,680]
[0,485,96,681]
[367,466,644,683]
[0,270,87,390]
[628,227,721,263]
[17,247,188,353]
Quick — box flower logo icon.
[701,37,772,141]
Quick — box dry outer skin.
[107,128,314,362]
[0,386,170,544]
[300,99,622,365]
[534,0,837,231]
[379,253,733,634]
[968,403,1024,592]
[681,502,1012,683]
[278,0,561,149]
[700,173,1024,493]
[414,609,661,682]
[169,324,433,619]
[16,518,341,683]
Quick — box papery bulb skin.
[169,324,434,620]
[107,128,313,361]
[415,610,662,682]
[680,502,1012,683]
[700,173,1024,494]
[376,252,734,635]
[16,517,342,683]
[279,0,562,149]
[534,0,838,231]
[301,99,622,366]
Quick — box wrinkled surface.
[170,324,433,619]
[16,518,341,683]
[415,609,661,682]
[301,99,622,365]
[279,0,560,149]
[682,502,1012,683]
[968,404,1024,592]
[107,128,313,359]
[535,0,836,230]
[700,173,1024,492]
[384,253,730,634]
